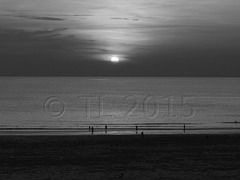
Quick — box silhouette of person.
[183,124,186,133]
[105,125,107,133]
[91,127,94,134]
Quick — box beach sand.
[0,134,240,179]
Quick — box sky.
[0,0,240,76]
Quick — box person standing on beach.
[105,125,107,134]
[91,127,94,134]
[183,124,186,133]
[136,125,138,134]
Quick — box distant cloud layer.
[17,15,65,21]
[0,0,240,76]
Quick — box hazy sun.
[111,56,119,63]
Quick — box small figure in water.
[141,131,144,139]
[183,124,186,133]
[91,127,94,134]
[105,125,107,134]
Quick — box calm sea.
[0,77,240,135]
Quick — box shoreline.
[1,133,240,139]
[0,127,240,136]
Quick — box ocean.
[0,77,240,135]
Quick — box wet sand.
[0,134,240,179]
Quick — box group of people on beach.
[88,125,145,138]
[87,124,187,136]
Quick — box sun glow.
[111,56,119,63]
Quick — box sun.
[111,56,119,63]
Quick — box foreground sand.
[0,134,240,180]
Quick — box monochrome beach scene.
[0,0,240,179]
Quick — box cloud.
[17,15,65,21]
[110,17,139,21]
[110,18,129,20]
[71,15,93,17]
